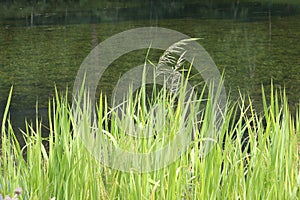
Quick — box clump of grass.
[0,39,299,199]
[0,77,299,199]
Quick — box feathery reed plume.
[155,38,199,95]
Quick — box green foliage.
[0,78,299,199]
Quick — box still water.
[0,2,300,135]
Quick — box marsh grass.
[0,77,299,199]
[0,40,299,198]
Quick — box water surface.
[0,3,299,135]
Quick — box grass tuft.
[0,77,299,199]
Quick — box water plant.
[0,74,299,199]
[0,38,299,199]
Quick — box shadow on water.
[1,1,299,27]
[0,106,49,147]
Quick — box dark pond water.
[0,1,300,138]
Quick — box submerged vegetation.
[0,77,299,199]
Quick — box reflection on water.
[0,2,300,137]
